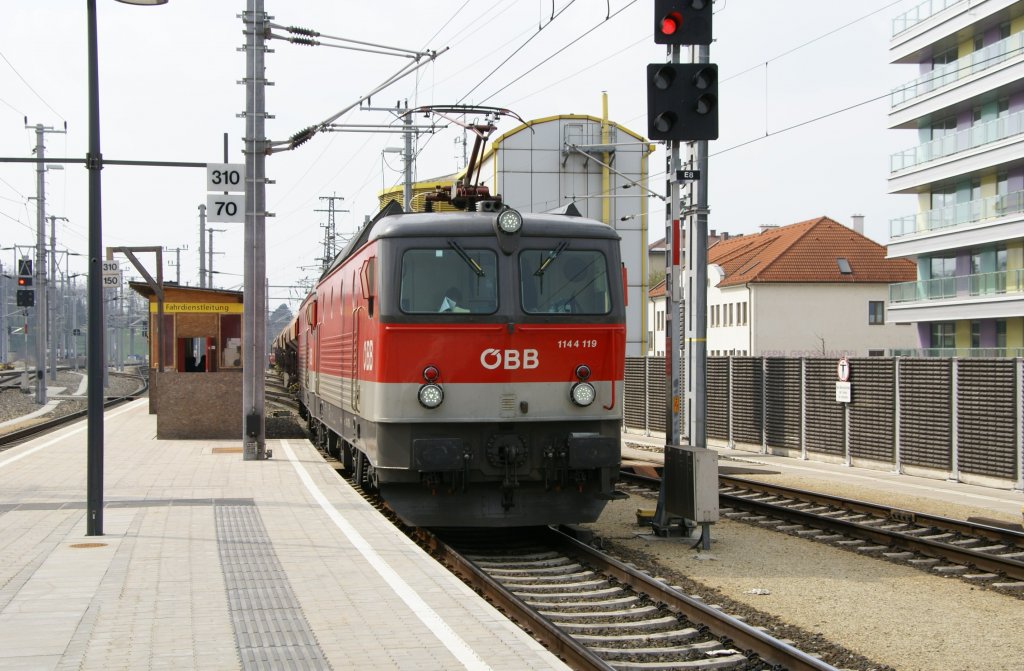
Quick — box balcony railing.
[892,0,963,37]
[890,269,1024,304]
[891,347,1024,357]
[891,32,1024,107]
[891,109,1024,172]
[890,190,1024,238]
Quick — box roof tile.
[708,217,915,287]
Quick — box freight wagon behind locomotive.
[285,199,626,527]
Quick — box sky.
[0,0,918,311]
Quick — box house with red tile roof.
[706,216,918,356]
[647,278,667,355]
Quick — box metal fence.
[623,356,1024,488]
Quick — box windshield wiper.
[535,241,568,276]
[447,239,485,277]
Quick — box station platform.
[621,429,1024,523]
[0,400,568,671]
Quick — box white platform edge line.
[280,439,493,671]
[0,399,146,471]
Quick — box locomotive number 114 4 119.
[557,339,598,349]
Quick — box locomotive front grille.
[499,393,517,418]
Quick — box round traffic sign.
[837,357,850,382]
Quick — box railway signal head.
[646,63,718,142]
[17,276,32,287]
[16,289,34,307]
[655,0,713,46]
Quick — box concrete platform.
[622,429,1024,521]
[0,400,569,671]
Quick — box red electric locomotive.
[292,200,626,526]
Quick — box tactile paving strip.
[214,504,332,671]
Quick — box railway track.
[620,468,1024,595]
[325,455,836,671]
[427,526,836,671]
[0,370,148,449]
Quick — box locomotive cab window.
[399,247,498,314]
[520,248,611,314]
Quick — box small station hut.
[130,282,244,439]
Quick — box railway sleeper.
[557,615,687,633]
[510,578,610,592]
[570,627,702,645]
[540,606,660,622]
[495,570,596,583]
[513,586,620,601]
[526,596,641,611]
[465,552,564,565]
[590,639,728,659]
[485,563,585,576]
[610,654,750,671]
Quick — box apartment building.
[887,0,1024,355]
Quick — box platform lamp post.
[86,0,167,537]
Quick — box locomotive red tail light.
[574,364,591,381]
[423,365,440,382]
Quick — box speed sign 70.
[206,193,245,223]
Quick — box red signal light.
[17,277,29,287]
[423,365,440,382]
[660,11,681,36]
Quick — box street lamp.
[86,0,167,537]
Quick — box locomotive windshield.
[400,247,498,314]
[520,249,611,314]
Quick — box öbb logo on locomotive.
[479,348,539,370]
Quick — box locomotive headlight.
[570,381,596,407]
[496,207,523,234]
[418,383,444,409]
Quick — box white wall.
[750,283,919,357]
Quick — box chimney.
[851,214,864,235]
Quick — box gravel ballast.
[583,457,1024,671]
[0,369,144,434]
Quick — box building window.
[837,258,852,274]
[931,322,956,349]
[931,46,957,67]
[997,320,1007,349]
[740,301,747,325]
[970,320,981,349]
[728,303,733,326]
[930,115,957,139]
[868,301,884,325]
[929,254,956,278]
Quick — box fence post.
[1016,357,1023,491]
[894,357,902,474]
[644,356,650,436]
[760,357,767,455]
[950,358,959,482]
[727,356,734,448]
[800,357,807,461]
[844,388,851,467]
